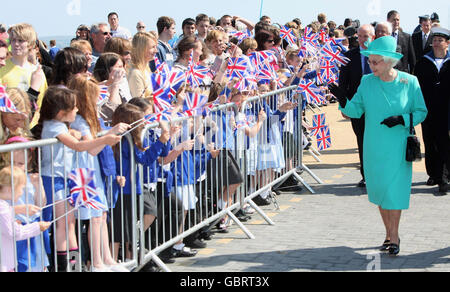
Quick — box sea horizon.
[39,36,73,49]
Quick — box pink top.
[0,200,41,272]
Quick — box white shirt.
[392,30,399,43]
[111,26,132,40]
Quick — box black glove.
[328,83,348,108]
[380,116,405,128]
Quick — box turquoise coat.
[340,71,428,210]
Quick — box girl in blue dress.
[67,75,130,272]
[37,86,123,272]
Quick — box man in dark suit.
[387,10,416,73]
[412,15,433,60]
[338,24,375,188]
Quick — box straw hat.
[361,36,403,60]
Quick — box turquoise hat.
[361,36,403,60]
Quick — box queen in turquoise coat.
[330,36,428,256]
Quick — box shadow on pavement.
[187,246,450,272]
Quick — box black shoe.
[185,239,207,249]
[357,180,366,188]
[139,261,161,272]
[389,239,400,256]
[198,231,213,241]
[236,210,251,222]
[438,183,449,193]
[426,178,438,186]
[159,250,176,264]
[379,239,390,252]
[171,247,198,258]
[253,195,271,206]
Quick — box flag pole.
[259,0,264,19]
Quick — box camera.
[224,43,232,53]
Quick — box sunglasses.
[103,32,111,36]
[137,26,146,29]
[266,39,275,43]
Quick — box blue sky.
[2,0,449,37]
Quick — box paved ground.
[166,103,450,272]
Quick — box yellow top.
[0,59,48,128]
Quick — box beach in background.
[39,36,73,49]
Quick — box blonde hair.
[286,49,300,61]
[131,32,156,73]
[0,166,26,191]
[0,136,34,171]
[9,23,37,48]
[239,38,258,55]
[70,40,93,53]
[205,30,225,44]
[0,88,32,143]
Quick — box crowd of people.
[0,8,448,272]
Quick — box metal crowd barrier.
[0,86,323,273]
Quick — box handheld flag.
[67,168,107,211]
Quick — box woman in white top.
[127,32,158,98]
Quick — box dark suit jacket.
[395,31,416,73]
[338,47,363,100]
[412,31,433,61]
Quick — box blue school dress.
[41,120,74,233]
[12,175,50,272]
[70,115,108,219]
[254,100,286,171]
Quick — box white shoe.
[107,264,130,272]
[92,266,114,272]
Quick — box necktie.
[423,34,428,50]
[363,56,372,75]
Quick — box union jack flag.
[182,92,208,113]
[302,27,319,48]
[145,113,158,125]
[318,60,338,84]
[319,28,329,43]
[167,70,187,100]
[328,38,348,53]
[249,50,276,69]
[316,125,332,151]
[151,74,173,113]
[234,77,258,92]
[228,30,251,44]
[297,80,325,104]
[186,64,209,88]
[97,85,109,106]
[320,43,350,66]
[227,57,250,79]
[280,25,297,47]
[0,86,20,114]
[311,113,327,137]
[154,56,171,76]
[67,168,107,211]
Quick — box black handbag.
[406,113,422,162]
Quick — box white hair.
[376,22,393,35]
[382,55,400,67]
[358,24,375,36]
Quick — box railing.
[0,86,323,272]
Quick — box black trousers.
[422,122,450,184]
[351,116,365,181]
